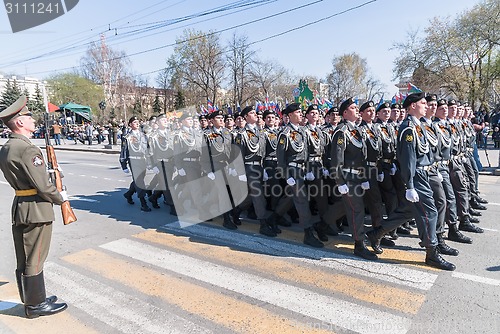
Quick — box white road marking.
[101,238,412,334]
[69,196,99,202]
[161,222,438,291]
[452,272,500,287]
[44,262,212,334]
[481,227,498,232]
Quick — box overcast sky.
[0,0,481,96]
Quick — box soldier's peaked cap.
[339,98,356,116]
[305,104,319,114]
[376,101,391,112]
[0,95,30,122]
[359,101,374,112]
[240,105,255,117]
[282,103,301,115]
[402,92,425,108]
[208,110,224,119]
[128,116,139,125]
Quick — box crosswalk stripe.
[160,222,438,291]
[44,262,212,334]
[223,220,434,269]
[0,280,97,334]
[101,238,412,334]
[452,272,500,287]
[63,249,332,334]
[134,230,425,315]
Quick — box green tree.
[0,79,22,110]
[46,73,104,121]
[153,94,162,114]
[133,99,142,116]
[174,91,186,110]
[393,0,500,110]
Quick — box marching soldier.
[433,98,473,244]
[120,116,152,212]
[330,98,377,259]
[0,95,68,318]
[201,110,237,229]
[422,94,459,256]
[173,112,205,220]
[147,114,178,215]
[233,106,277,236]
[368,92,456,270]
[274,103,324,247]
[447,100,483,234]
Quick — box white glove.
[405,189,419,202]
[377,173,384,182]
[305,171,315,181]
[60,190,69,201]
[123,168,130,174]
[338,184,349,195]
[390,163,397,176]
[286,177,296,186]
[152,166,160,174]
[437,172,443,182]
[322,168,330,177]
[238,174,247,182]
[178,168,186,176]
[361,181,370,190]
[207,172,216,180]
[263,170,269,181]
[229,168,238,177]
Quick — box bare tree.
[326,53,368,104]
[226,32,256,107]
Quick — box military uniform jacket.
[462,119,476,151]
[376,119,397,163]
[173,127,204,166]
[120,128,151,174]
[201,126,232,173]
[304,123,328,170]
[276,123,308,178]
[148,128,174,162]
[433,119,453,161]
[421,117,441,163]
[448,119,464,156]
[234,124,265,163]
[261,125,279,162]
[359,121,382,172]
[397,116,433,189]
[0,134,64,225]
[330,120,367,186]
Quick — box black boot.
[148,192,161,209]
[313,222,328,242]
[469,216,480,224]
[459,216,483,233]
[271,212,291,227]
[123,192,134,205]
[366,226,386,254]
[388,229,399,240]
[470,200,487,210]
[139,197,151,212]
[396,225,411,235]
[303,227,324,248]
[380,236,396,247]
[321,219,338,236]
[448,223,473,244]
[425,246,456,271]
[436,233,459,256]
[354,240,378,260]
[222,212,237,230]
[476,196,488,204]
[22,271,67,319]
[469,208,482,216]
[259,220,277,237]
[266,214,282,234]
[16,270,57,305]
[231,207,242,226]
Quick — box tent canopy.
[58,102,92,120]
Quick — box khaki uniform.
[0,134,63,275]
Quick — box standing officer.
[367,92,456,270]
[330,98,377,260]
[0,95,68,318]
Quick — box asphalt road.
[0,147,499,334]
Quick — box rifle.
[42,89,77,225]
